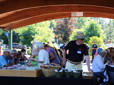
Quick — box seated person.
[92,50,110,85]
[112,56,114,64]
[9,50,17,65]
[20,49,27,61]
[94,47,103,57]
[14,51,22,64]
[0,48,12,67]
[28,49,38,66]
[104,49,111,64]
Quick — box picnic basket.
[40,63,61,77]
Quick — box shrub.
[88,36,106,56]
[27,50,31,55]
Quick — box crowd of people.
[0,48,27,67]
[0,31,114,84]
[0,42,65,68]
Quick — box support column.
[8,27,13,50]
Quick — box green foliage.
[14,21,55,48]
[49,20,57,29]
[76,17,90,29]
[84,20,104,43]
[18,26,35,47]
[103,20,114,44]
[34,21,55,43]
[27,50,31,55]
[88,36,106,56]
[54,18,77,43]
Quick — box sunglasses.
[80,38,85,40]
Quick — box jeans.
[94,72,106,85]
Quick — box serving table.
[0,69,40,77]
[0,65,41,77]
[0,65,93,85]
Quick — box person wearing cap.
[92,41,98,63]
[9,50,17,65]
[0,48,12,67]
[94,47,103,57]
[63,31,92,72]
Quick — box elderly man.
[92,50,109,85]
[63,31,92,72]
[93,50,109,73]
[31,42,50,68]
[0,48,12,67]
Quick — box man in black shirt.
[63,31,92,72]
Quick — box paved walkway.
[82,63,92,72]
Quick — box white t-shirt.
[109,43,113,47]
[38,49,50,68]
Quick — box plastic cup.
[73,72,80,78]
[77,69,83,76]
[65,71,71,78]
[56,72,62,78]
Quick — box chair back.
[106,65,114,83]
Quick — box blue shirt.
[0,54,12,67]
[92,44,98,52]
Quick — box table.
[0,69,40,77]
[0,76,92,85]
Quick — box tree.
[54,18,77,43]
[49,20,57,29]
[0,29,20,44]
[88,36,106,56]
[19,26,35,47]
[15,21,55,47]
[76,17,90,29]
[84,20,104,43]
[34,21,55,43]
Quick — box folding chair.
[106,65,114,85]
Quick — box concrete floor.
[82,63,92,72]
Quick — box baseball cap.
[3,48,11,53]
[97,48,103,53]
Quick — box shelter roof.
[0,0,114,30]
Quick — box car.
[12,43,25,49]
